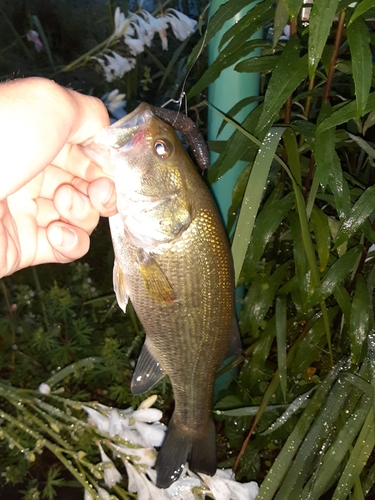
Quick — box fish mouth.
[89,103,154,150]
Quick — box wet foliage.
[1,0,375,498]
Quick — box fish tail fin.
[155,417,217,489]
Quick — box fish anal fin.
[131,338,166,395]
[137,251,176,304]
[113,261,129,313]
[226,317,243,358]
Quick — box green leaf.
[332,407,375,500]
[274,376,353,499]
[347,17,372,117]
[283,127,302,187]
[273,0,290,47]
[347,132,375,159]
[291,308,338,376]
[314,101,338,189]
[327,158,351,220]
[348,0,375,26]
[308,0,340,78]
[187,0,261,69]
[333,284,352,328]
[257,362,344,500]
[207,104,264,184]
[335,185,375,248]
[231,128,285,283]
[283,0,304,19]
[235,55,278,73]
[219,0,275,50]
[350,274,370,364]
[310,206,331,272]
[301,392,372,500]
[276,295,287,400]
[308,246,363,307]
[241,190,294,282]
[255,36,309,136]
[188,39,269,97]
[240,262,290,335]
[289,212,310,307]
[317,92,375,134]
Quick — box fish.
[84,103,241,489]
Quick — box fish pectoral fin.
[131,337,166,395]
[137,251,176,304]
[225,317,243,358]
[113,261,129,313]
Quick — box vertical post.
[208,0,262,225]
[208,0,263,397]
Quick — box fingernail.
[49,225,78,249]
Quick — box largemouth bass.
[85,103,241,488]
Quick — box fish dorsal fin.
[137,250,176,304]
[113,260,129,313]
[226,317,243,358]
[131,337,166,395]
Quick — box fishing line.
[161,24,208,126]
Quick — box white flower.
[26,30,43,52]
[133,407,163,422]
[94,51,136,82]
[134,420,166,448]
[124,35,145,56]
[112,7,132,39]
[101,90,127,120]
[97,487,111,500]
[82,406,110,433]
[108,408,122,437]
[140,11,169,50]
[165,470,203,499]
[98,443,122,488]
[38,383,51,395]
[165,9,197,41]
[125,462,167,500]
[84,488,94,500]
[139,395,158,409]
[112,443,157,467]
[200,469,259,500]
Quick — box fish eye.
[154,140,171,159]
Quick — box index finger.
[0,77,109,199]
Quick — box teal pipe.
[208,0,262,397]
[208,0,262,225]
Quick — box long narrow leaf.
[347,16,372,117]
[231,128,285,283]
[301,392,372,500]
[335,185,375,248]
[257,362,345,500]
[276,295,287,400]
[348,0,375,26]
[332,407,375,499]
[255,36,309,136]
[317,92,375,134]
[308,0,340,78]
[350,275,370,364]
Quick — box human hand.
[0,77,117,278]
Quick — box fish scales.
[84,103,240,489]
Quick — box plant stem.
[32,267,50,331]
[323,9,346,102]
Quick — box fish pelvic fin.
[155,417,217,489]
[131,337,166,395]
[113,260,129,313]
